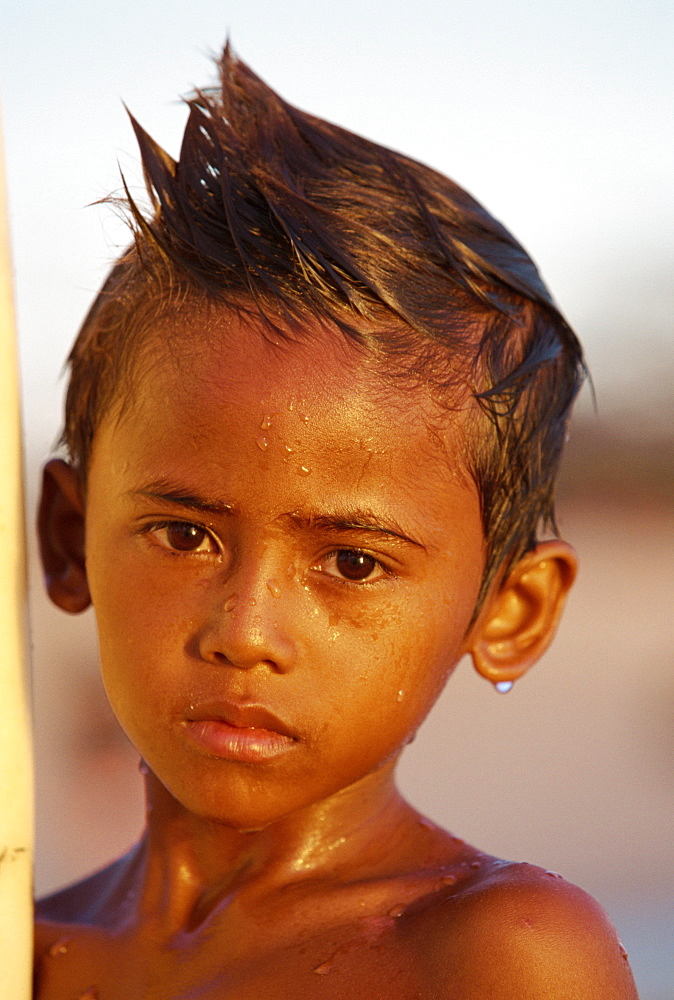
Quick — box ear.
[467,540,577,687]
[37,458,91,614]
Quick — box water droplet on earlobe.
[495,680,513,694]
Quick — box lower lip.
[183,720,296,762]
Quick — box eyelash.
[311,548,394,586]
[138,519,220,556]
[138,522,394,585]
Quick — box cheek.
[87,546,192,722]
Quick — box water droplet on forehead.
[256,435,269,451]
[297,465,311,476]
[284,443,294,453]
[266,579,281,599]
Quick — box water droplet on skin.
[618,940,629,960]
[495,680,513,694]
[396,690,405,702]
[260,415,273,430]
[441,874,457,886]
[249,598,257,607]
[266,579,282,598]
[545,870,563,878]
[138,759,149,775]
[298,465,311,476]
[388,904,406,917]
[299,413,309,424]
[48,938,70,957]
[470,861,481,869]
[284,443,294,453]
[256,435,269,451]
[224,596,236,612]
[313,960,333,975]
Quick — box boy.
[33,46,638,998]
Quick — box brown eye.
[335,550,377,581]
[160,522,212,552]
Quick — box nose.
[194,564,297,673]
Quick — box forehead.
[125,307,471,457]
[94,307,481,536]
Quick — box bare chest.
[35,910,436,1000]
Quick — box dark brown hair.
[64,44,586,603]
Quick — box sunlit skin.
[34,309,639,998]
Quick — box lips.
[182,701,297,762]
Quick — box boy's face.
[81,309,485,829]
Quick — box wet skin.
[35,310,639,998]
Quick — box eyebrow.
[127,486,425,549]
[127,481,233,517]
[285,510,426,549]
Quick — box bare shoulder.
[414,860,639,999]
[35,853,132,963]
[36,855,128,927]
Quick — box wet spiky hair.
[64,44,586,602]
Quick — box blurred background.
[1,1,672,995]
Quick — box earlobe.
[37,459,91,614]
[468,540,577,688]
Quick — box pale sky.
[1,0,672,461]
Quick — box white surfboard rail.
[0,103,34,1000]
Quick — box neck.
[123,760,414,932]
